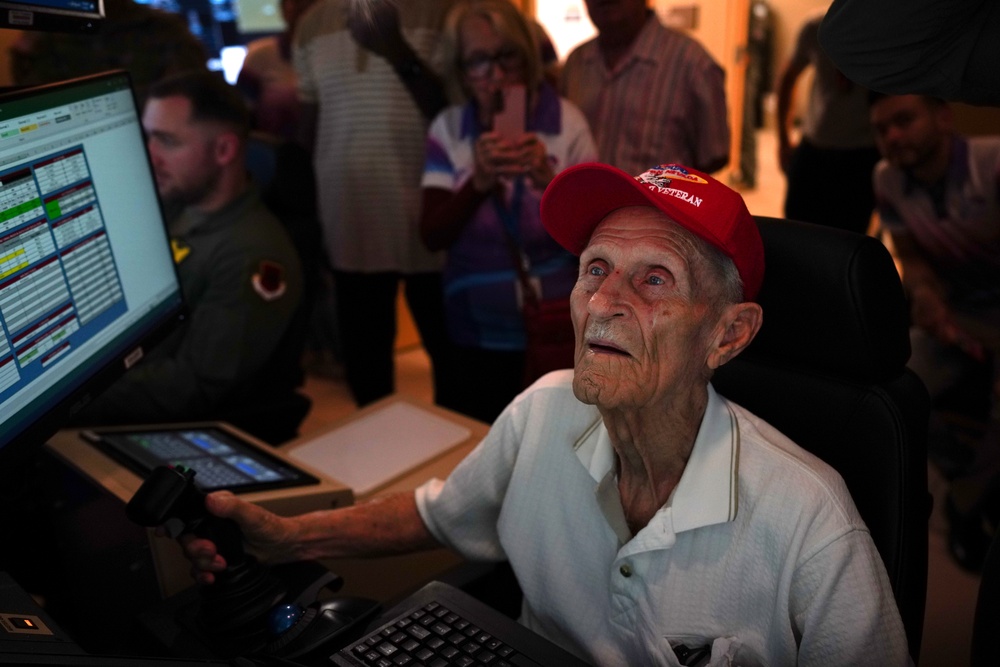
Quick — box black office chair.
[713,217,931,661]
[215,132,323,445]
[971,527,1000,666]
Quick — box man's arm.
[183,490,440,585]
[347,2,448,121]
[888,228,983,359]
[690,60,730,174]
[775,58,807,174]
[775,19,816,174]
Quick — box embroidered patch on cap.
[635,164,707,208]
[252,260,287,301]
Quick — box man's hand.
[512,133,554,189]
[177,491,298,585]
[910,283,986,361]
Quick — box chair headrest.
[737,217,911,383]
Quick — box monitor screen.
[0,70,184,470]
[0,0,103,33]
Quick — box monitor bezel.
[0,0,103,33]
[0,69,186,477]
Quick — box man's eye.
[587,265,605,277]
[647,274,665,285]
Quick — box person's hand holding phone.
[471,85,552,189]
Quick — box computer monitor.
[0,0,104,33]
[0,70,185,476]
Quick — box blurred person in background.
[237,0,319,140]
[419,0,596,422]
[292,0,458,408]
[559,0,729,176]
[776,8,880,234]
[870,93,1000,571]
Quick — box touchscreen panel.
[84,426,319,493]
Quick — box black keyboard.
[332,581,591,667]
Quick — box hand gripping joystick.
[127,465,381,663]
[126,465,287,653]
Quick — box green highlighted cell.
[0,197,42,223]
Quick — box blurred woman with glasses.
[419,0,596,423]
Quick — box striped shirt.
[293,0,454,272]
[559,13,730,177]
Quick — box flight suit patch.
[252,260,287,301]
[171,239,191,264]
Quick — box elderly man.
[181,163,909,664]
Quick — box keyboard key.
[376,642,398,657]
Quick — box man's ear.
[707,302,763,370]
[212,131,241,167]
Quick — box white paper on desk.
[287,402,472,495]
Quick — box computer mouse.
[265,596,382,660]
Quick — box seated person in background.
[180,161,910,665]
[419,0,596,423]
[237,0,319,140]
[869,93,1000,570]
[75,72,304,437]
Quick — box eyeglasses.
[460,47,523,80]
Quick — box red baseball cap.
[540,162,765,301]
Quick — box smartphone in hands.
[493,84,526,140]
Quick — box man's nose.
[146,141,163,168]
[588,273,627,318]
[882,123,905,146]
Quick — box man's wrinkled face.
[142,95,222,208]
[571,206,724,410]
[870,95,950,171]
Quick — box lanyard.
[491,176,526,246]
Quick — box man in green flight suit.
[76,71,305,442]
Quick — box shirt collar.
[459,82,562,139]
[574,384,740,541]
[579,11,661,72]
[170,183,259,237]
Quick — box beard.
[158,168,221,209]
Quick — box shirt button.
[619,564,632,578]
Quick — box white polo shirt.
[415,371,910,666]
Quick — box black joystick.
[127,465,288,652]
[126,465,381,663]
